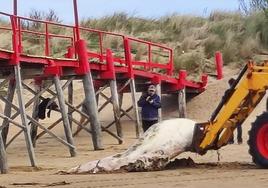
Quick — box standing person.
[138,85,161,132]
[229,123,243,144]
[225,78,243,144]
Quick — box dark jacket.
[138,94,161,121]
[38,98,58,119]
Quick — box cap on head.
[148,85,156,92]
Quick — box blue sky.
[0,0,241,23]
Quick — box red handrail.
[0,12,75,57]
[79,27,173,75]
[79,27,125,38]
[0,11,174,76]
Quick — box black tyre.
[248,112,268,168]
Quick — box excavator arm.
[193,61,268,154]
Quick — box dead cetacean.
[65,118,196,174]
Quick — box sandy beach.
[1,68,268,188]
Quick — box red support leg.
[215,51,223,80]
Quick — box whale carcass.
[67,118,196,174]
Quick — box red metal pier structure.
[0,0,208,173]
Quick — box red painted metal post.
[72,27,77,57]
[44,59,63,77]
[73,0,80,41]
[17,17,22,53]
[106,49,115,76]
[45,23,50,56]
[168,49,174,76]
[10,16,19,65]
[215,51,223,80]
[99,33,104,62]
[201,74,208,87]
[65,46,75,59]
[124,37,134,78]
[148,44,152,71]
[178,70,187,89]
[100,49,117,79]
[13,0,20,53]
[75,39,90,75]
[104,49,115,79]
[106,48,123,141]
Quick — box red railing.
[0,12,75,57]
[0,11,174,76]
[17,15,74,57]
[79,27,173,75]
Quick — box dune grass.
[1,10,268,76]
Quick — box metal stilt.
[53,76,76,157]
[30,83,41,147]
[156,83,162,121]
[0,130,8,174]
[129,79,142,138]
[110,80,123,143]
[14,65,36,167]
[1,79,16,147]
[178,88,186,118]
[82,72,103,150]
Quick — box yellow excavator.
[192,60,268,168]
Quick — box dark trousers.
[230,124,243,143]
[142,120,158,132]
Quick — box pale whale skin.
[67,118,196,174]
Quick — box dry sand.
[1,67,268,188]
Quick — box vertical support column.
[30,80,41,147]
[0,131,8,174]
[110,80,123,143]
[118,92,124,109]
[53,76,76,157]
[82,73,103,150]
[168,49,174,76]
[95,92,99,105]
[76,38,102,150]
[65,47,75,130]
[106,48,122,143]
[178,70,187,118]
[124,38,142,137]
[14,65,36,167]
[215,51,223,80]
[1,79,16,146]
[130,79,142,138]
[155,83,162,121]
[178,88,186,118]
[68,81,73,129]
